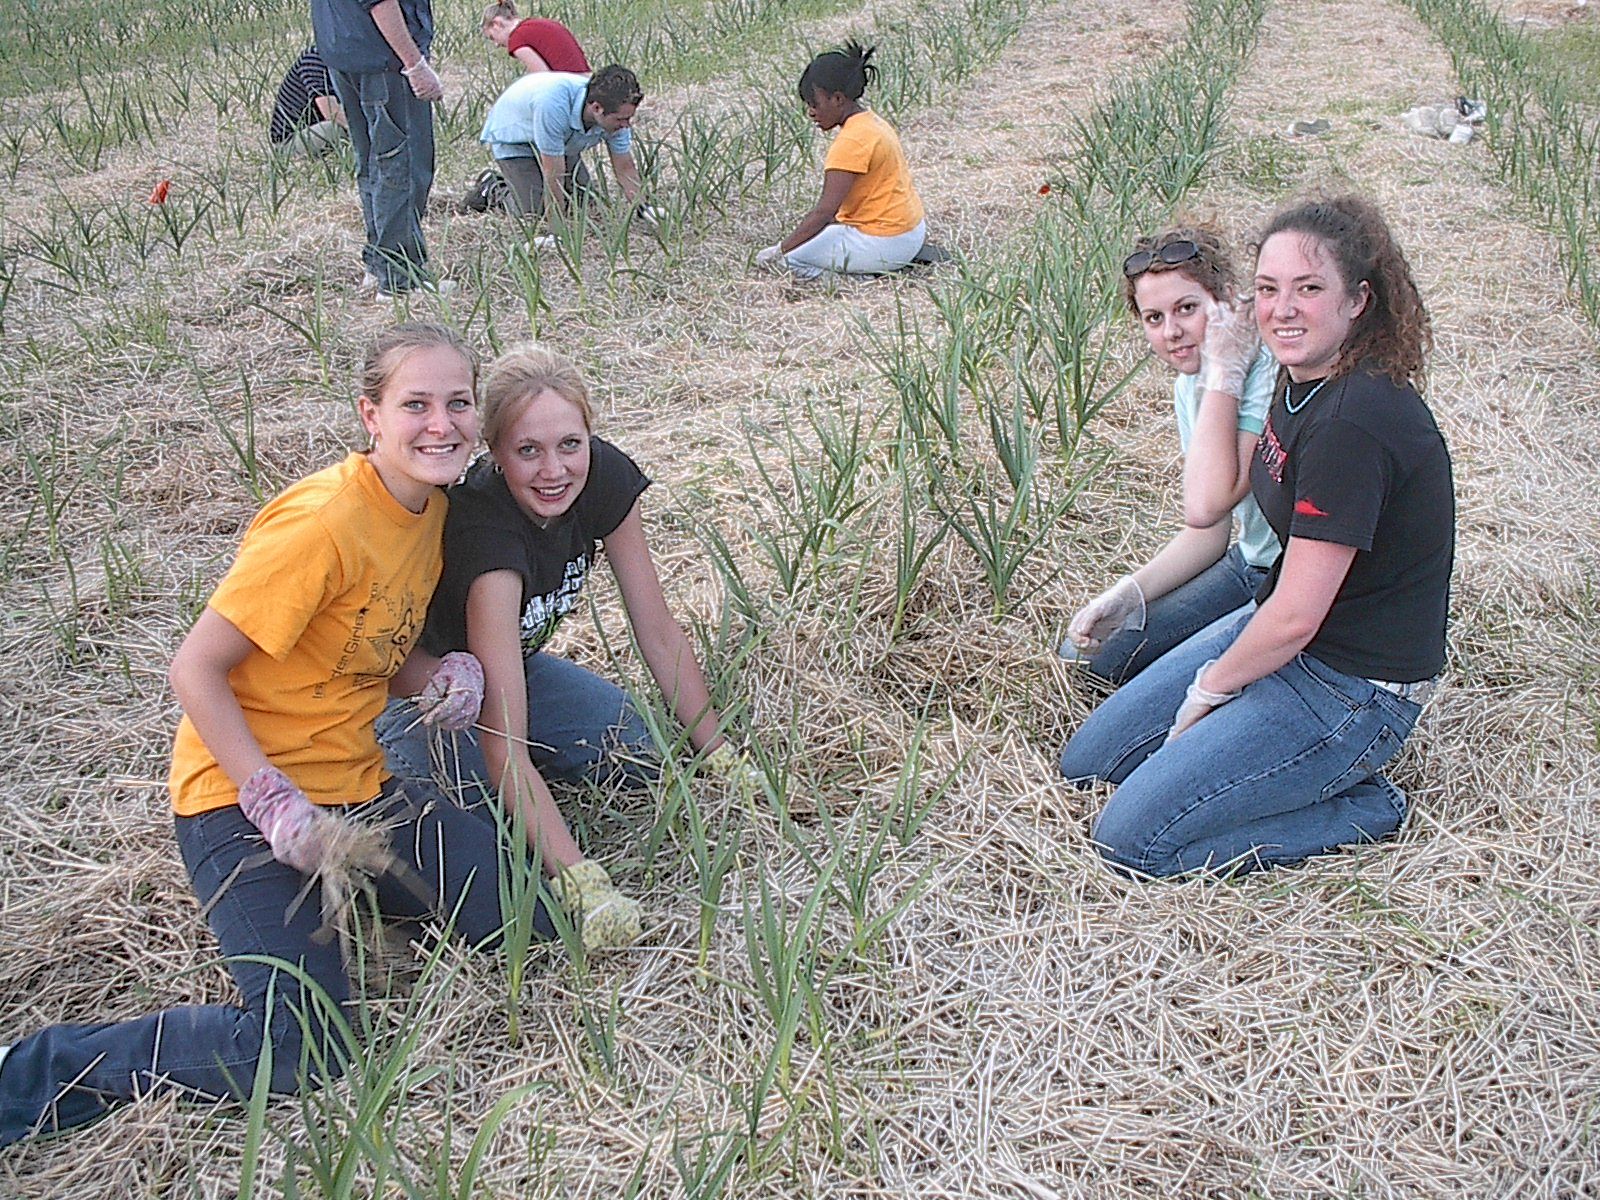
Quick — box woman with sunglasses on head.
[1064,225,1278,684]
[0,324,557,1147]
[1060,195,1454,879]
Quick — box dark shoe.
[457,169,509,215]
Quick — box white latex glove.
[755,244,785,268]
[402,59,444,102]
[636,204,668,227]
[531,233,556,250]
[1066,575,1146,652]
[417,651,484,731]
[1198,299,1260,397]
[237,766,324,874]
[1164,659,1243,744]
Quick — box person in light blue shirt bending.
[1064,224,1280,685]
[479,65,650,225]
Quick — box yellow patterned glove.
[705,742,765,801]
[550,860,642,951]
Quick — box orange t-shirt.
[825,111,923,237]
[168,453,446,815]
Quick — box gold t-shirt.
[168,453,446,815]
[825,111,924,238]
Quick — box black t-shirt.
[1251,366,1455,682]
[270,48,335,144]
[421,438,650,657]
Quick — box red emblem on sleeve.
[1294,498,1330,518]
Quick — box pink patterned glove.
[417,651,484,731]
[237,766,322,874]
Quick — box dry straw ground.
[2,0,1597,1195]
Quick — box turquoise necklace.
[1284,377,1330,415]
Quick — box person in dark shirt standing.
[1060,194,1454,879]
[312,0,448,298]
[270,46,347,158]
[480,1,588,73]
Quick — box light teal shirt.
[1172,343,1279,569]
[480,71,633,160]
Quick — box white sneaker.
[0,1044,10,1078]
[359,271,382,294]
[375,278,459,300]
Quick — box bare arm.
[608,148,643,203]
[778,169,855,254]
[168,608,272,789]
[1200,537,1356,695]
[1184,407,1259,528]
[465,571,583,873]
[1129,519,1232,603]
[369,0,424,69]
[540,151,570,224]
[313,93,348,129]
[604,504,725,752]
[388,646,441,697]
[512,46,551,72]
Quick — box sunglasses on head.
[1122,239,1202,278]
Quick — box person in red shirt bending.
[480,1,588,73]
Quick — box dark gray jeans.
[0,779,551,1147]
[330,67,434,291]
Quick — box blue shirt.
[312,0,433,74]
[480,72,632,159]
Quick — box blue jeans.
[329,68,434,291]
[376,653,659,807]
[1059,612,1419,878]
[0,779,550,1147]
[1075,544,1268,685]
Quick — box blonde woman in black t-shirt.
[1060,195,1454,878]
[378,343,758,946]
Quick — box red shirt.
[507,19,588,73]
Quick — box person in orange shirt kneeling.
[756,42,927,279]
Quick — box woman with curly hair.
[1064,223,1278,684]
[1059,195,1455,878]
[755,41,926,278]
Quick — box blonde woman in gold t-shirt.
[0,324,556,1148]
[756,41,927,279]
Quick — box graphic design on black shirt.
[521,553,590,653]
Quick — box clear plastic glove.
[704,742,764,800]
[1163,659,1242,744]
[1066,575,1146,653]
[551,860,642,950]
[754,244,785,268]
[401,58,444,102]
[1198,299,1259,397]
[416,651,484,731]
[237,766,324,874]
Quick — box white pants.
[782,219,927,279]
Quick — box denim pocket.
[1292,653,1369,715]
[1318,721,1404,801]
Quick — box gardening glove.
[704,742,764,801]
[1198,299,1259,397]
[1066,575,1146,652]
[416,651,484,731]
[401,58,444,102]
[754,244,785,268]
[237,766,325,875]
[635,203,668,228]
[551,860,642,951]
[1164,659,1242,744]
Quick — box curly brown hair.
[1120,223,1238,319]
[1256,194,1431,386]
